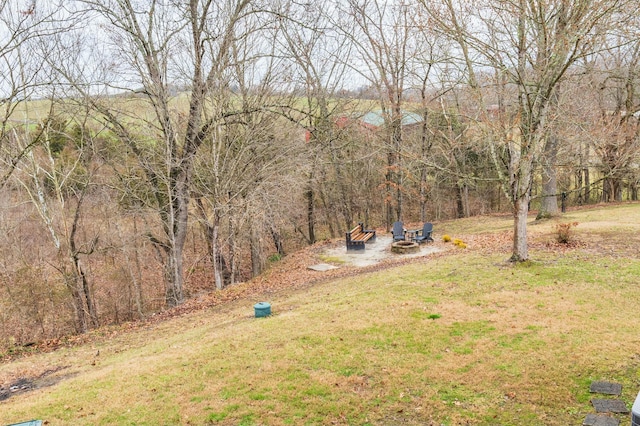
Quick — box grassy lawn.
[1,204,640,425]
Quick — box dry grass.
[1,203,640,425]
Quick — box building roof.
[360,110,423,127]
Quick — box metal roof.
[360,110,423,127]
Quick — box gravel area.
[322,235,441,267]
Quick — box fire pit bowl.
[391,240,420,254]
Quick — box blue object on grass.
[254,302,271,318]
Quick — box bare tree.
[425,0,625,261]
[342,0,422,229]
[192,20,304,286]
[587,22,640,202]
[0,1,70,188]
[270,1,379,241]
[536,90,562,218]
[55,0,255,307]
[14,107,101,332]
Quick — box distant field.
[6,93,383,128]
[0,203,639,425]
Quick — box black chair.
[413,222,434,244]
[392,221,405,242]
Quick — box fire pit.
[391,240,420,254]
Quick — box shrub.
[453,238,467,249]
[555,222,578,244]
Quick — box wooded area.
[0,0,638,347]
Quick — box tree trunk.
[602,177,622,203]
[268,219,285,256]
[508,125,533,262]
[393,115,403,223]
[305,179,316,245]
[419,171,428,222]
[317,173,339,238]
[419,76,432,223]
[229,214,237,285]
[68,193,98,330]
[455,182,465,218]
[118,217,145,318]
[575,168,583,205]
[364,203,371,230]
[164,243,184,307]
[131,217,144,316]
[196,199,228,290]
[76,258,98,328]
[511,194,530,262]
[67,273,88,333]
[584,167,590,203]
[212,214,224,290]
[64,260,98,333]
[537,135,559,218]
[326,136,353,231]
[163,179,190,307]
[385,151,394,230]
[250,221,263,278]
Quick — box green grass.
[1,203,640,425]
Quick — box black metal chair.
[413,222,434,244]
[392,221,405,242]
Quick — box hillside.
[1,203,640,425]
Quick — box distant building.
[305,109,423,142]
[357,110,423,128]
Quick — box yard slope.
[1,203,639,425]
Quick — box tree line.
[0,0,638,347]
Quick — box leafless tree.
[586,19,640,202]
[53,0,256,307]
[13,106,101,332]
[424,0,626,261]
[0,1,71,188]
[192,18,304,286]
[342,0,422,229]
